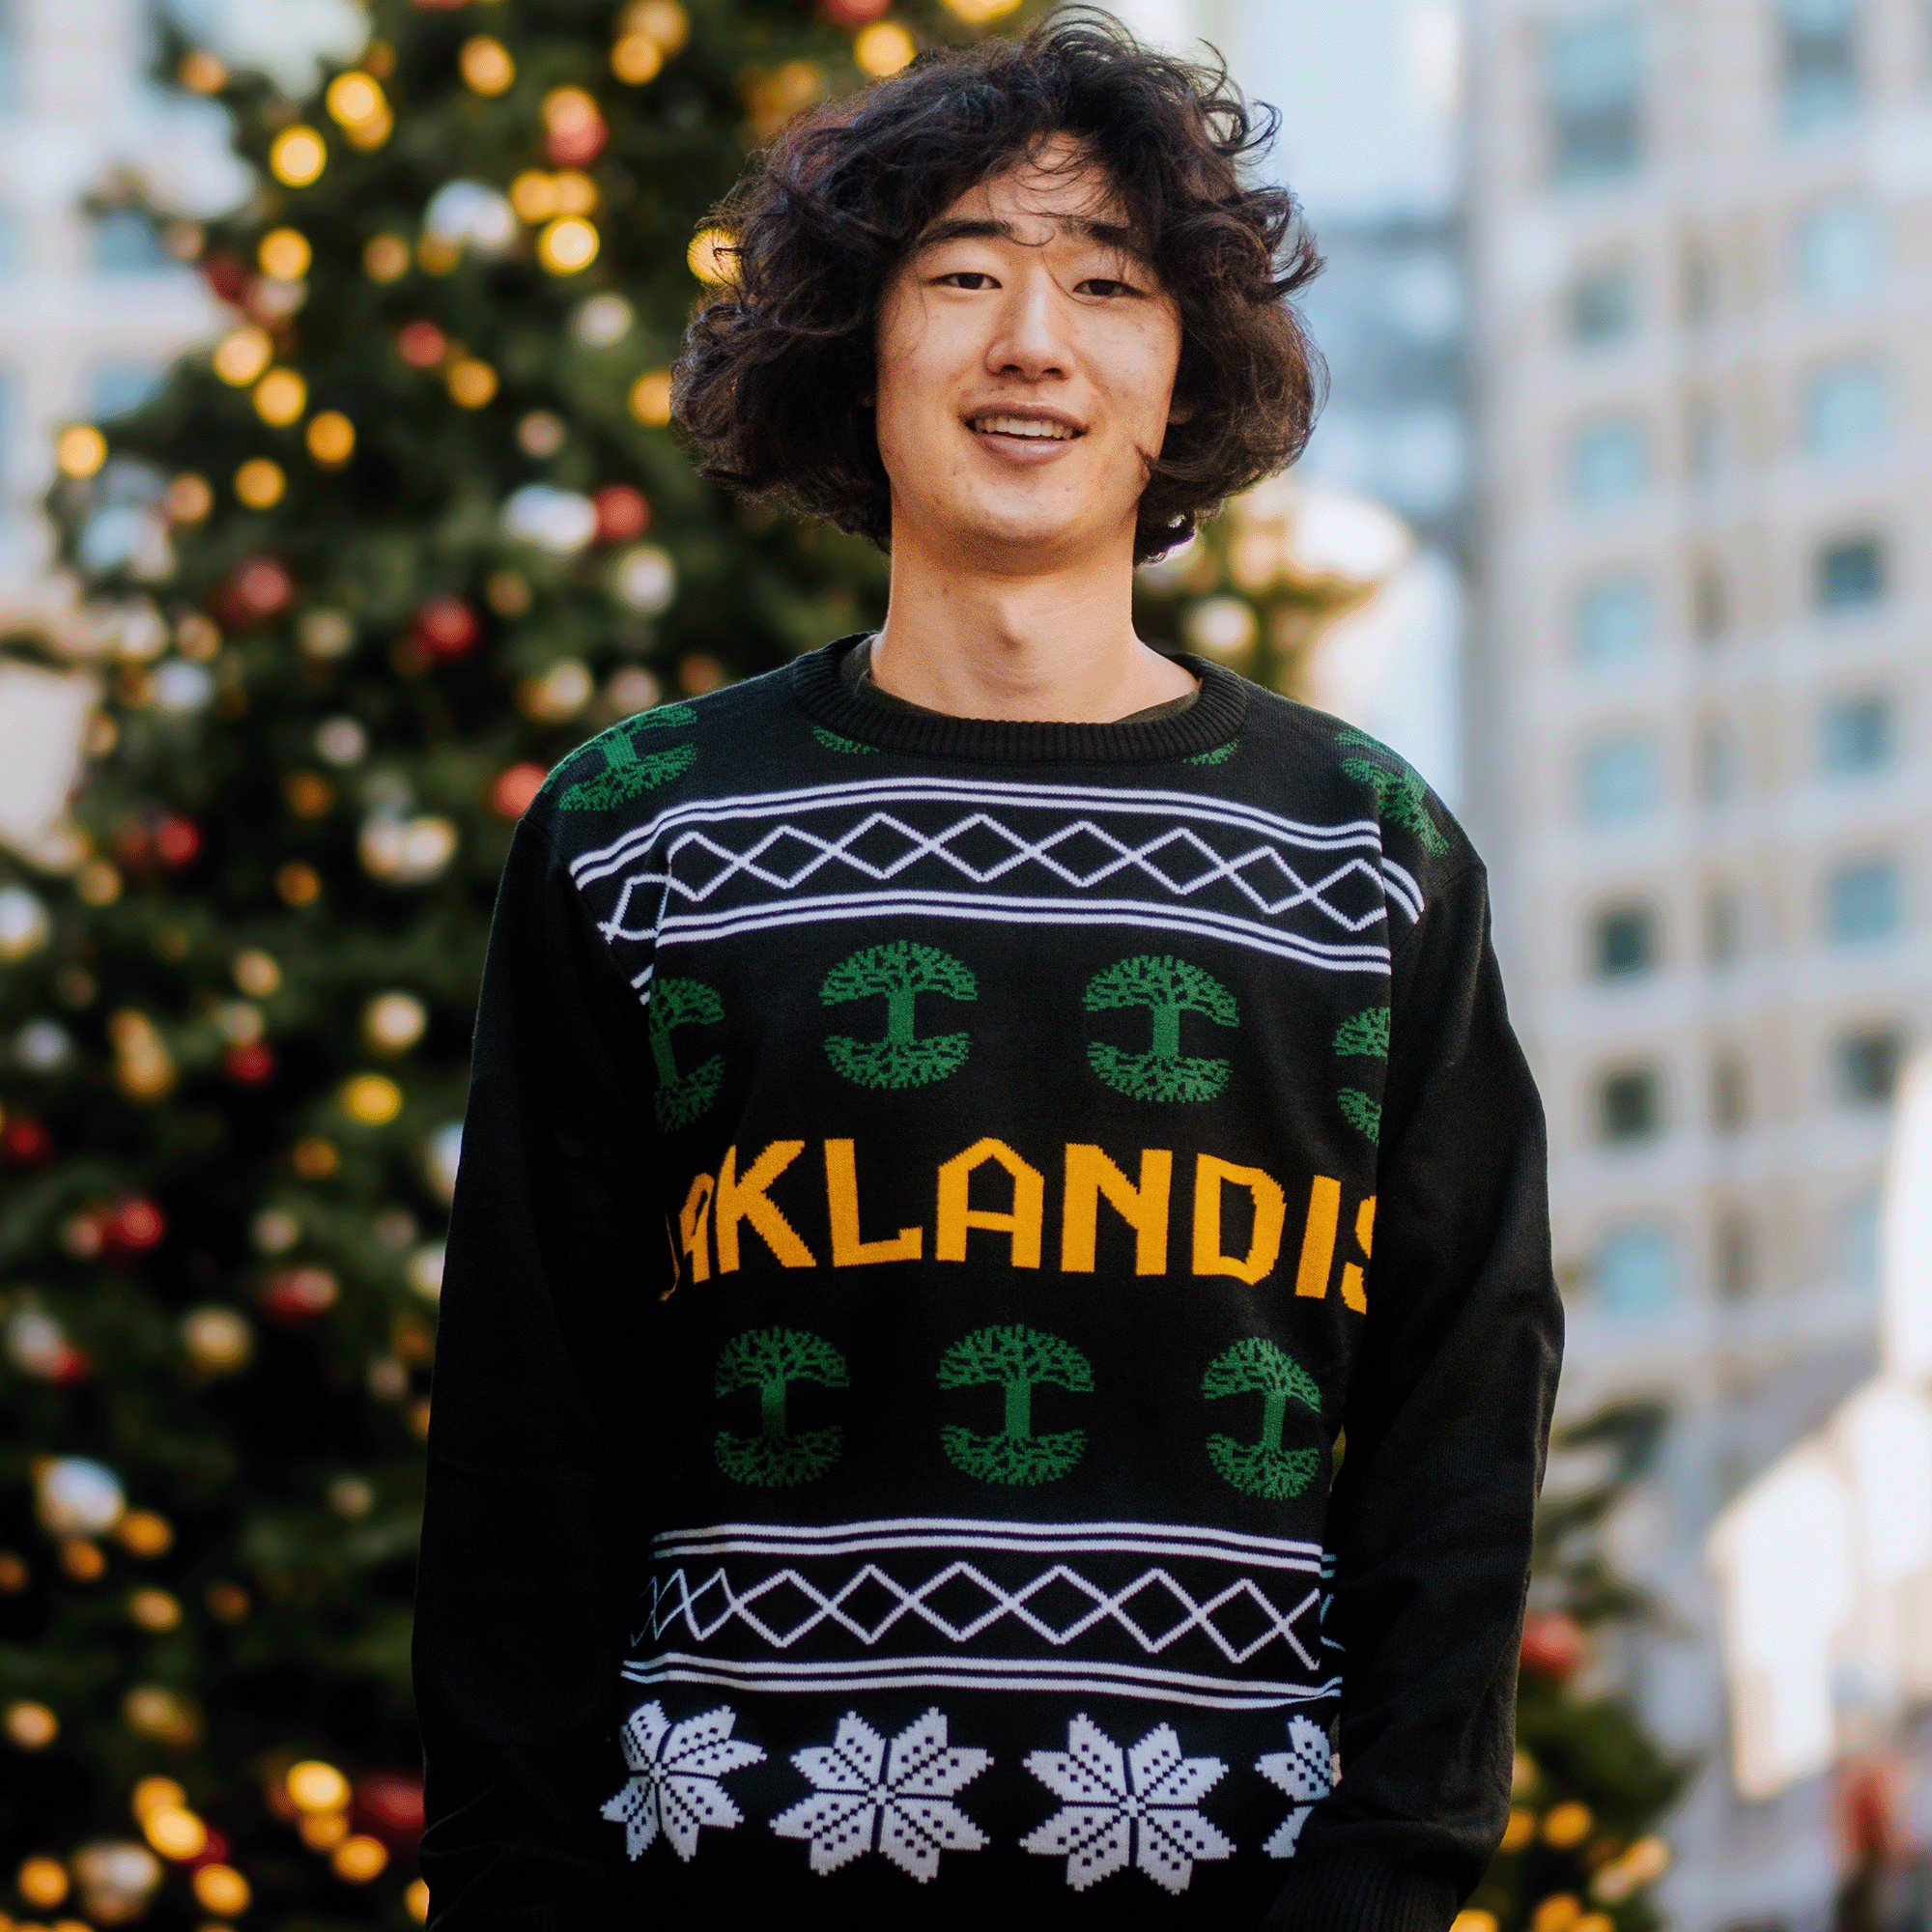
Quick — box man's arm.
[415,803,659,1928]
[1265,859,1562,1932]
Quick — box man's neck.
[869,525,1197,724]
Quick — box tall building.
[1469,0,1932,1924]
[0,0,243,638]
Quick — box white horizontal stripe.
[571,775,1388,887]
[621,1652,1340,1711]
[1382,858,1425,923]
[628,892,1390,974]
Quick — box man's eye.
[1077,277,1139,298]
[935,270,998,290]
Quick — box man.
[415,14,1560,1928]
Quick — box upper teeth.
[972,415,1075,440]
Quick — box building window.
[1820,693,1894,774]
[1837,1188,1880,1288]
[1836,1025,1906,1104]
[1570,416,1650,505]
[1804,359,1889,458]
[1687,397,1722,482]
[1691,558,1728,641]
[1716,1208,1754,1298]
[1817,534,1887,609]
[89,211,173,274]
[1712,1050,1749,1132]
[1781,0,1862,132]
[1825,853,1901,943]
[1578,730,1662,820]
[1600,1065,1662,1141]
[85,362,162,421]
[1695,718,1737,804]
[1545,12,1644,183]
[1705,885,1742,965]
[1574,575,1652,663]
[1596,1223,1680,1314]
[1798,196,1884,301]
[1593,903,1657,977]
[1569,261,1637,343]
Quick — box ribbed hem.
[1261,1854,1460,1932]
[788,634,1247,765]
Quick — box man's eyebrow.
[915,214,1148,256]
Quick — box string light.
[687,228,733,283]
[364,233,411,280]
[254,369,308,425]
[235,458,286,508]
[538,216,600,274]
[287,1761,350,1812]
[629,369,673,425]
[194,1864,252,1914]
[307,412,355,465]
[854,22,916,75]
[341,1074,404,1125]
[270,126,327,187]
[213,327,273,385]
[258,227,312,279]
[54,425,106,477]
[460,35,515,94]
[447,358,498,407]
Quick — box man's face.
[871,139,1183,570]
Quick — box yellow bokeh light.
[258,226,312,280]
[406,1876,432,1921]
[542,83,600,129]
[307,412,355,466]
[460,35,516,95]
[447,359,498,408]
[18,1855,69,1906]
[165,472,213,522]
[687,227,733,284]
[194,1863,252,1914]
[854,22,916,76]
[364,233,411,281]
[132,1776,185,1819]
[345,105,393,151]
[1542,1800,1593,1848]
[334,1833,389,1882]
[179,47,228,93]
[143,1802,210,1861]
[510,170,558,222]
[54,425,107,478]
[6,1700,59,1748]
[611,34,662,84]
[629,370,673,427]
[326,71,384,127]
[213,326,273,385]
[299,1807,350,1850]
[538,215,600,275]
[270,126,327,187]
[625,0,689,51]
[287,1759,351,1813]
[552,170,599,215]
[254,369,308,426]
[129,1586,183,1631]
[941,0,1022,18]
[235,458,287,508]
[341,1074,404,1125]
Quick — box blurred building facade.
[1469,0,1932,1924]
[0,0,237,636]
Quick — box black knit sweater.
[414,637,1562,1930]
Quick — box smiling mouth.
[967,414,1082,440]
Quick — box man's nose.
[985,270,1071,382]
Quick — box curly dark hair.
[672,8,1323,563]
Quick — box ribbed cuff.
[1260,1854,1459,1932]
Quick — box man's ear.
[1166,392,1196,426]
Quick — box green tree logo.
[1333,1005,1389,1146]
[647,978,724,1132]
[1202,1339,1322,1500]
[1336,729,1450,857]
[938,1325,1093,1486]
[713,1327,848,1487]
[1084,955,1238,1103]
[820,942,977,1090]
[556,707,698,811]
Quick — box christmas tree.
[2,0,1025,1921]
[1452,1403,1689,1932]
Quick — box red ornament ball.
[260,1266,340,1324]
[355,1772,426,1843]
[415,597,480,660]
[1520,1608,1586,1681]
[102,1197,167,1254]
[201,250,249,304]
[491,763,548,819]
[155,817,201,867]
[223,1043,275,1085]
[1,1118,53,1168]
[397,321,448,369]
[822,0,891,20]
[593,485,650,542]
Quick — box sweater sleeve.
[1263,858,1562,1932]
[415,804,661,1930]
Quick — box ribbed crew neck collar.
[788,635,1247,766]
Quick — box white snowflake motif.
[771,1707,992,1883]
[600,1700,765,1862]
[1020,1712,1234,1894]
[1256,1714,1334,1859]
